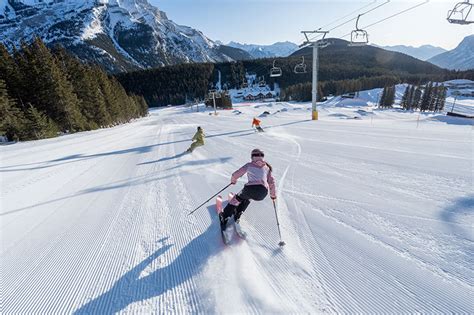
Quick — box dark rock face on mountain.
[0,0,245,72]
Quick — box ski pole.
[272,199,286,247]
[188,183,231,216]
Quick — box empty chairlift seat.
[447,1,474,24]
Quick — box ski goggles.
[251,153,264,157]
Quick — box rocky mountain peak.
[0,0,236,72]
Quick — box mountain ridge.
[0,0,247,72]
[227,41,299,58]
[428,35,474,71]
[373,44,447,61]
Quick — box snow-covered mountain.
[227,41,299,58]
[374,44,447,61]
[0,0,243,72]
[428,35,474,71]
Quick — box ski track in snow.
[1,103,473,313]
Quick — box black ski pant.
[222,185,268,221]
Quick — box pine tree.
[336,81,346,95]
[429,83,438,111]
[437,84,447,112]
[94,68,123,125]
[407,85,416,110]
[420,81,433,112]
[382,85,395,108]
[413,86,423,110]
[54,49,110,129]
[0,79,25,141]
[379,86,387,108]
[1,39,147,141]
[137,95,149,116]
[0,44,22,103]
[24,104,58,140]
[16,38,86,132]
[401,85,410,110]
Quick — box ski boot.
[219,212,228,231]
[233,217,247,239]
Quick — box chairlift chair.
[258,76,266,87]
[317,39,330,49]
[317,31,330,49]
[241,76,248,89]
[348,14,369,46]
[447,1,473,24]
[294,56,307,74]
[270,60,282,78]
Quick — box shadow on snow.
[0,119,308,172]
[75,204,223,314]
[439,195,474,258]
[439,195,474,240]
[0,157,232,217]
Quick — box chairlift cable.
[359,0,391,17]
[362,0,429,29]
[302,0,390,45]
[233,1,428,81]
[318,0,377,30]
[297,1,379,45]
[339,0,429,39]
[329,0,389,32]
[327,0,389,34]
[299,1,379,45]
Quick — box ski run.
[1,96,473,314]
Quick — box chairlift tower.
[301,30,329,120]
[209,89,217,115]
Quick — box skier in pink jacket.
[219,148,277,231]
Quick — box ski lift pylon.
[348,14,369,46]
[294,56,307,74]
[447,0,473,24]
[270,60,282,78]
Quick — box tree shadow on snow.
[0,141,189,172]
[1,119,310,173]
[1,157,232,217]
[137,152,187,165]
[0,129,243,172]
[75,204,223,314]
[439,195,474,255]
[431,115,473,126]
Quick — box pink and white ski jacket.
[231,158,276,198]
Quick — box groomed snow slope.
[1,102,473,313]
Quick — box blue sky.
[151,0,472,50]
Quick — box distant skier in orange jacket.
[252,117,264,132]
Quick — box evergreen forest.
[0,38,148,141]
[117,39,473,106]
